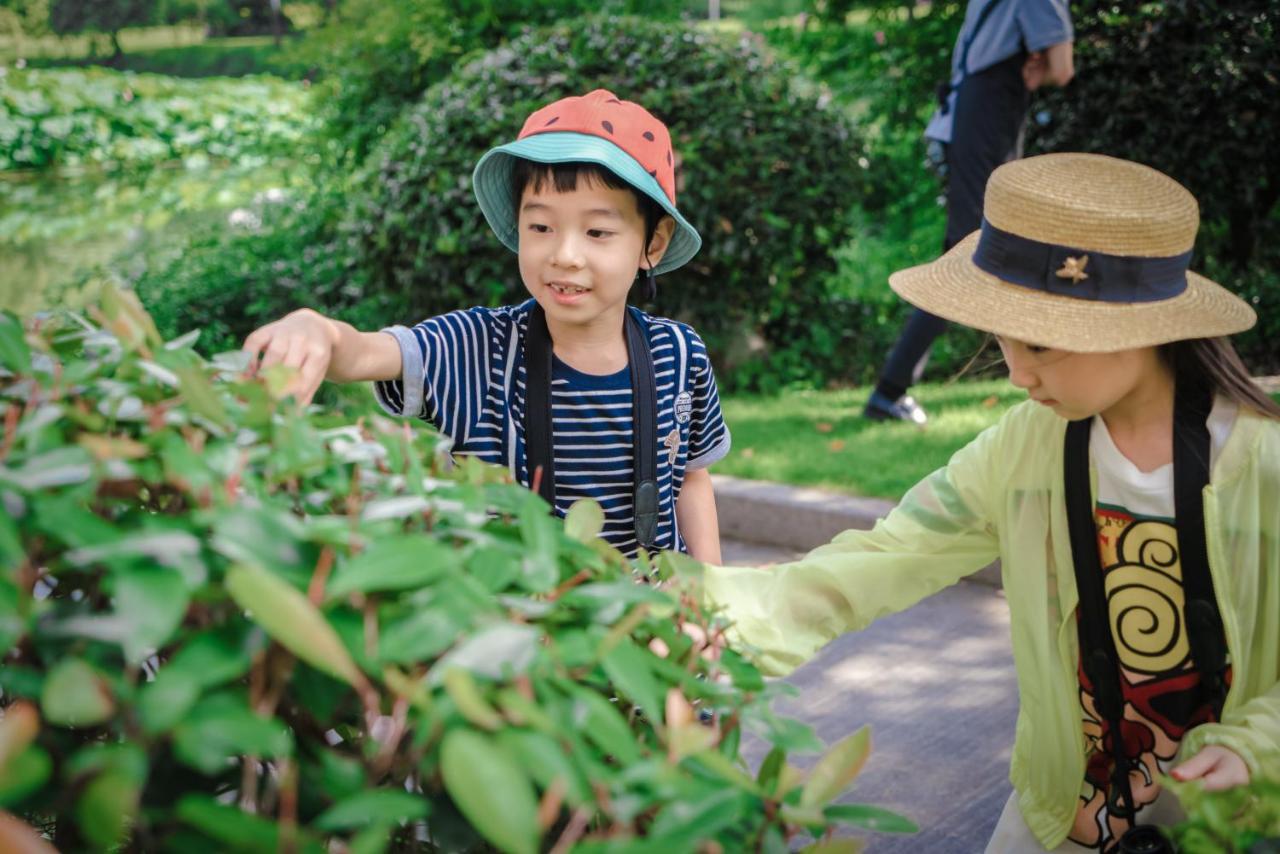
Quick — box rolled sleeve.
[372,325,425,419]
[1018,0,1073,53]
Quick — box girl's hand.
[1170,745,1250,791]
[242,309,339,406]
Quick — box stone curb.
[712,473,1003,587]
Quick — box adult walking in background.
[864,0,1075,424]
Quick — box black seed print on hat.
[606,98,621,104]
[643,131,655,141]
[649,169,658,179]
[666,151,672,166]
[544,116,560,126]
[601,120,615,135]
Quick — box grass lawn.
[717,378,1026,500]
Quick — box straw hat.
[889,153,1255,352]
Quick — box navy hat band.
[971,219,1193,303]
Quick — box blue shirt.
[925,0,1073,143]
[958,0,1072,77]
[374,301,731,556]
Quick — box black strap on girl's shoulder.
[523,303,659,550]
[1063,381,1227,829]
[1173,382,1229,709]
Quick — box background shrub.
[1027,0,1279,374]
[141,15,871,391]
[0,66,314,171]
[348,15,868,391]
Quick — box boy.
[243,89,730,561]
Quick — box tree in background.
[1028,0,1277,270]
[48,0,155,59]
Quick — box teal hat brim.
[471,132,702,276]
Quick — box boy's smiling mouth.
[549,281,591,297]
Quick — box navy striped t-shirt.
[373,300,731,556]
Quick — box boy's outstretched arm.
[243,308,402,405]
[676,467,721,564]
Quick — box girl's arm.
[701,419,1005,677]
[675,467,721,564]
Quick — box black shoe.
[863,390,928,425]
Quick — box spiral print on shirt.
[1105,519,1189,675]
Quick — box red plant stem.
[306,547,335,605]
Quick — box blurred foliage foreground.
[0,288,916,852]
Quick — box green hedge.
[0,290,914,850]
[1025,0,1279,374]
[0,66,314,171]
[141,16,870,391]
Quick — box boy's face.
[517,175,671,332]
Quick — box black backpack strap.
[626,308,659,550]
[1064,384,1226,830]
[1173,382,1228,709]
[524,304,556,506]
[523,304,660,551]
[1064,416,1138,822]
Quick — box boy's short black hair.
[510,159,667,266]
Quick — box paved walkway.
[722,540,1018,853]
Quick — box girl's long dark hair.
[1162,338,1280,420]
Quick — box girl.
[701,154,1279,852]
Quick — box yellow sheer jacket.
[704,400,1280,848]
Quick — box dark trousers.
[878,53,1030,396]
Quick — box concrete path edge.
[712,473,1003,587]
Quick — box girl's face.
[516,176,672,331]
[995,338,1169,421]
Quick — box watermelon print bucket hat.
[471,89,702,276]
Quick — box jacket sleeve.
[1179,681,1280,779]
[703,417,1005,676]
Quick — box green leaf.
[378,607,466,665]
[443,668,503,731]
[314,789,429,831]
[63,743,148,786]
[41,658,114,727]
[601,638,663,726]
[497,729,592,807]
[518,494,559,592]
[115,565,189,664]
[327,535,457,598]
[211,508,305,581]
[433,622,538,682]
[0,312,31,374]
[76,769,139,850]
[0,745,51,807]
[176,795,285,854]
[0,446,94,491]
[799,840,865,854]
[225,563,365,688]
[801,727,872,808]
[719,647,765,693]
[563,499,604,543]
[137,672,200,735]
[648,787,749,848]
[823,803,918,834]
[467,545,522,592]
[172,695,293,775]
[563,684,641,765]
[439,729,539,854]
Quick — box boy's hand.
[242,309,340,406]
[1170,745,1250,791]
